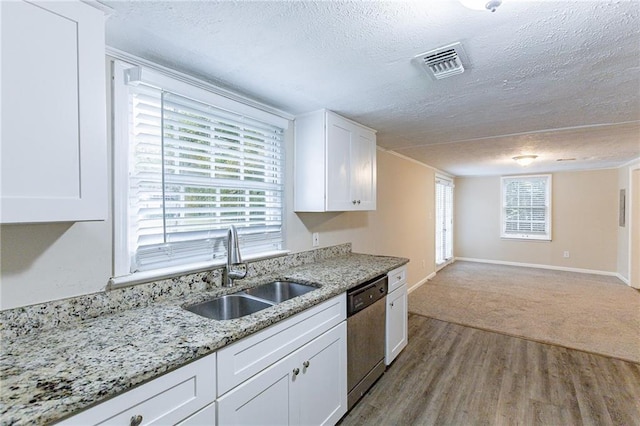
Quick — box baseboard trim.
[408,271,436,294]
[455,257,620,278]
[615,273,631,285]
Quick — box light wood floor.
[339,313,640,426]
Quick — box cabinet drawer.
[387,265,407,293]
[61,353,216,425]
[217,294,346,395]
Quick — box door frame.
[629,164,640,289]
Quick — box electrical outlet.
[563,251,570,258]
[312,232,319,247]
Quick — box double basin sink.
[185,281,317,320]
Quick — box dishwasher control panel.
[347,275,388,316]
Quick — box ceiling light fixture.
[460,0,503,12]
[513,155,538,166]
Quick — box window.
[113,63,287,276]
[435,177,454,265]
[501,174,552,241]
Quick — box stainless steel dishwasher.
[346,274,388,410]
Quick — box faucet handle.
[228,262,248,280]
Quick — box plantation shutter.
[501,175,551,240]
[128,82,284,272]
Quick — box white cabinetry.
[60,295,347,426]
[386,265,408,365]
[217,294,347,426]
[61,353,216,425]
[0,0,107,223]
[218,322,346,426]
[295,109,376,212]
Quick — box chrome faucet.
[223,225,247,287]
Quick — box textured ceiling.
[102,0,640,176]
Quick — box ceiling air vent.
[414,42,469,80]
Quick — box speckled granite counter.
[0,247,407,425]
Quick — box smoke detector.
[414,42,470,80]
[459,0,503,12]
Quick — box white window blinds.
[127,81,285,272]
[435,177,454,265]
[501,175,552,241]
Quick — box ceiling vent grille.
[414,42,469,80]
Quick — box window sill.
[500,236,552,242]
[107,250,290,290]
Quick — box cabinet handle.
[293,367,300,376]
[130,415,143,426]
[303,360,310,368]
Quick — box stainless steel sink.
[243,281,317,304]
[184,294,274,320]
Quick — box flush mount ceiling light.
[460,0,503,12]
[513,155,538,166]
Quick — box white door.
[217,354,294,426]
[351,129,377,210]
[0,0,107,223]
[326,114,354,211]
[385,285,408,365]
[435,177,454,266]
[295,322,347,426]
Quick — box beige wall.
[455,169,619,273]
[617,159,640,284]
[0,120,436,309]
[286,143,436,292]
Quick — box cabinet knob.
[357,200,361,204]
[130,415,143,426]
[352,200,357,205]
[303,360,310,368]
[293,367,300,376]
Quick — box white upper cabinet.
[295,109,377,212]
[0,0,107,223]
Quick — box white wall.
[0,101,437,310]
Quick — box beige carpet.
[409,261,640,363]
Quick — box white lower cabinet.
[60,294,348,426]
[217,322,347,426]
[386,266,408,365]
[61,352,216,425]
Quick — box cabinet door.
[0,0,107,223]
[351,129,377,210]
[386,284,408,365]
[295,322,347,426]
[177,402,216,426]
[326,113,355,211]
[217,353,294,426]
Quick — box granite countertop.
[0,252,408,425]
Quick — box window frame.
[111,59,289,283]
[500,174,552,241]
